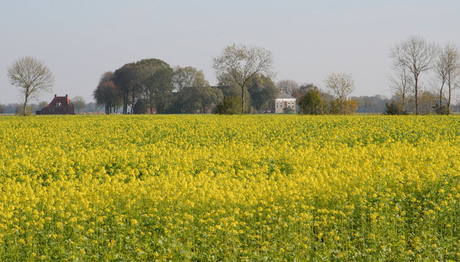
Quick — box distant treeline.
[0,102,103,115]
[1,92,458,115]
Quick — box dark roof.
[48,94,73,107]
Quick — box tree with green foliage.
[93,72,122,114]
[143,66,174,113]
[113,64,137,114]
[173,66,208,92]
[298,87,326,115]
[247,74,279,112]
[292,84,320,99]
[216,84,250,113]
[113,59,174,114]
[213,44,274,114]
[173,66,222,113]
[179,86,223,113]
[385,100,405,115]
[214,96,241,114]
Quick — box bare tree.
[277,79,299,95]
[436,43,460,113]
[389,65,413,113]
[434,47,448,111]
[213,44,274,114]
[325,73,355,114]
[325,73,355,100]
[7,57,54,116]
[72,96,86,114]
[390,36,438,114]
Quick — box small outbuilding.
[38,94,75,115]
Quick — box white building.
[270,91,297,113]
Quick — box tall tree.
[93,72,121,114]
[111,59,174,114]
[113,64,137,114]
[390,36,438,114]
[325,73,355,114]
[389,65,413,113]
[434,43,460,114]
[143,66,174,113]
[133,59,174,113]
[213,44,274,114]
[7,57,54,116]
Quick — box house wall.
[40,95,75,115]
[41,106,74,114]
[273,98,297,113]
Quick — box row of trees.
[389,36,460,115]
[294,73,358,115]
[93,46,281,115]
[93,44,361,115]
[6,39,459,116]
[93,60,226,114]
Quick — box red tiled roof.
[48,94,72,107]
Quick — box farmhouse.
[39,94,75,115]
[270,91,297,113]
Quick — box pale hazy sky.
[1,0,459,104]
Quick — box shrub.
[214,96,242,114]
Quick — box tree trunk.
[241,86,245,114]
[23,95,28,116]
[131,87,136,114]
[123,89,128,114]
[414,77,419,115]
[447,74,452,114]
[402,92,406,113]
[439,84,444,109]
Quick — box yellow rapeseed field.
[0,115,458,261]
